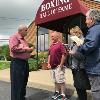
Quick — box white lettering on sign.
[58,3,72,12]
[41,0,70,12]
[40,0,72,19]
[40,8,56,18]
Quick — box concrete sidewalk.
[0,68,74,89]
[0,68,92,100]
[28,68,74,91]
[0,68,76,97]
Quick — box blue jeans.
[10,58,29,100]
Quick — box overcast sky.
[0,0,42,40]
[95,0,100,1]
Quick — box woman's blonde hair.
[70,26,83,37]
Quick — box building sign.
[35,0,88,25]
[40,0,73,19]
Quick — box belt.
[11,57,28,62]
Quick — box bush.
[0,45,11,61]
[0,61,10,70]
[31,52,48,69]
[38,51,48,63]
[0,59,40,71]
[28,58,40,71]
[38,51,48,59]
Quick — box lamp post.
[40,35,41,51]
[36,26,39,67]
[44,34,45,51]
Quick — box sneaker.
[52,92,60,99]
[57,94,68,100]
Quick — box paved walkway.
[0,68,74,90]
[0,68,92,100]
[0,68,74,88]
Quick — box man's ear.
[91,17,95,23]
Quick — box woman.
[68,26,90,100]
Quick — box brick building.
[81,0,100,9]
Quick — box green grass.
[0,59,40,71]
[0,61,10,70]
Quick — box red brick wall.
[80,0,100,9]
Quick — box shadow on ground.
[27,86,76,100]
[0,81,77,100]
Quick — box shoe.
[57,94,68,100]
[52,92,60,99]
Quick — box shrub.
[28,58,40,71]
[0,61,10,70]
[31,51,48,69]
[38,51,48,63]
[0,45,11,61]
[0,58,41,71]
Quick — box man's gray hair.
[18,24,27,31]
[86,9,100,22]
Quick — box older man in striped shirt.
[9,24,34,100]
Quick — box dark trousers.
[89,76,100,100]
[72,69,87,100]
[10,58,29,100]
[76,88,87,100]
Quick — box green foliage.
[0,56,6,60]
[0,45,11,61]
[38,51,48,58]
[38,51,48,63]
[28,58,40,71]
[0,61,10,70]
[0,59,40,71]
[30,51,48,69]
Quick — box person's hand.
[69,50,75,55]
[58,65,64,70]
[30,47,34,50]
[76,42,82,47]
[76,43,81,47]
[25,47,34,53]
[47,63,51,69]
[58,64,63,68]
